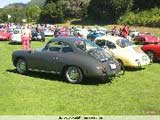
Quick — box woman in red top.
[121,25,129,38]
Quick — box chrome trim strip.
[28,69,60,74]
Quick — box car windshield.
[116,39,133,48]
[13,29,21,34]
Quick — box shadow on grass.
[124,67,145,72]
[153,60,160,63]
[6,69,111,85]
[8,42,21,45]
[7,69,61,81]
[0,40,10,42]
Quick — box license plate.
[110,64,117,69]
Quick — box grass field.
[0,25,160,115]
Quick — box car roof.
[50,36,86,43]
[95,35,125,43]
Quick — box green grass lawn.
[0,26,160,115]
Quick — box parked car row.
[128,30,160,62]
[12,37,123,84]
[0,28,45,43]
[12,35,160,84]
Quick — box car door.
[27,41,61,73]
[55,42,74,73]
[104,40,123,59]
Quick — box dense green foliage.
[39,0,90,23]
[27,0,46,8]
[26,5,42,22]
[88,0,133,23]
[0,0,45,23]
[132,0,160,11]
[118,8,160,27]
[0,0,160,26]
[0,4,26,23]
[39,1,64,23]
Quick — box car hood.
[121,46,148,59]
[140,34,160,42]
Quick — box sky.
[0,0,31,8]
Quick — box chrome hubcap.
[17,60,26,73]
[66,67,80,81]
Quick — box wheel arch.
[145,50,155,54]
[13,56,26,66]
[61,65,84,77]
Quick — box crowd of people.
[111,25,130,38]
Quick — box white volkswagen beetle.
[95,35,150,68]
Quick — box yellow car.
[95,35,150,68]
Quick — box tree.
[41,0,90,23]
[133,0,160,11]
[2,4,26,23]
[27,0,46,8]
[0,9,8,22]
[40,1,64,23]
[63,0,89,18]
[88,0,133,23]
[26,5,41,22]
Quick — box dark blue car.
[87,32,105,41]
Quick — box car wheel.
[42,38,45,42]
[16,59,28,74]
[146,51,154,62]
[65,66,83,84]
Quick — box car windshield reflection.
[74,39,100,51]
[116,39,133,48]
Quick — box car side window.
[47,41,73,53]
[105,41,116,49]
[62,42,73,53]
[96,40,106,48]
[47,41,61,52]
[61,46,73,53]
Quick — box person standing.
[121,25,129,38]
[111,26,119,36]
[21,24,32,50]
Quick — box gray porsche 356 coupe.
[12,37,122,84]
